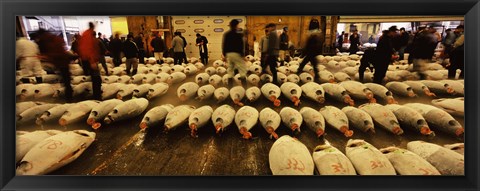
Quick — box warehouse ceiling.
[339,16,464,23]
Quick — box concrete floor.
[16,69,464,176]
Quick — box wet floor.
[16,70,464,176]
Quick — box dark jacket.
[373,34,395,67]
[98,39,107,56]
[280,33,289,50]
[123,39,139,59]
[196,36,208,53]
[267,31,279,56]
[302,33,323,56]
[134,36,144,50]
[309,19,320,30]
[180,36,187,48]
[361,47,376,68]
[222,29,244,56]
[411,31,437,59]
[151,37,166,52]
[349,34,360,52]
[109,38,123,53]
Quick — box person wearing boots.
[78,22,102,100]
[297,32,323,82]
[123,34,139,75]
[151,33,166,64]
[264,23,280,85]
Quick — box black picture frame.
[1,0,479,190]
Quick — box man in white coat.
[16,33,45,83]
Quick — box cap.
[388,26,399,32]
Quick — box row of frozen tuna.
[16,81,171,101]
[17,98,150,130]
[138,102,463,139]
[16,129,96,175]
[269,136,464,175]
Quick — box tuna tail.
[292,96,301,106]
[190,123,198,138]
[139,121,148,130]
[104,116,113,125]
[116,94,123,100]
[164,125,171,134]
[317,96,325,104]
[86,118,95,126]
[455,128,464,137]
[407,91,416,97]
[291,123,300,132]
[267,126,279,139]
[58,118,67,126]
[328,79,336,83]
[446,87,455,94]
[215,124,223,134]
[340,126,353,137]
[420,126,434,136]
[35,117,44,126]
[179,94,187,101]
[316,128,325,138]
[344,96,355,106]
[233,99,244,107]
[387,97,397,104]
[92,122,102,130]
[369,97,377,103]
[239,127,252,139]
[423,89,436,97]
[366,125,376,134]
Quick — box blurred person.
[32,29,75,102]
[95,31,109,76]
[134,33,145,64]
[397,27,410,60]
[279,27,289,65]
[264,23,280,85]
[98,32,109,48]
[178,32,188,64]
[253,36,260,59]
[78,22,102,101]
[123,34,139,75]
[359,44,376,82]
[368,35,375,43]
[151,33,166,64]
[442,28,456,58]
[16,32,45,84]
[410,26,437,80]
[297,32,324,82]
[337,31,344,49]
[196,33,209,64]
[222,19,247,86]
[349,29,361,54]
[172,32,185,65]
[373,26,398,84]
[109,33,123,67]
[447,25,464,79]
[259,29,269,71]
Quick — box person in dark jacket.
[78,22,102,100]
[98,32,109,49]
[337,31,344,49]
[123,34,139,75]
[95,31,109,75]
[222,19,247,86]
[172,32,185,65]
[297,32,323,82]
[151,33,166,64]
[109,33,123,67]
[309,18,320,31]
[448,25,464,79]
[359,45,376,82]
[397,28,410,60]
[32,29,75,102]
[349,30,361,54]
[264,23,280,85]
[373,26,398,84]
[134,33,145,64]
[279,27,289,65]
[196,33,209,64]
[410,26,437,80]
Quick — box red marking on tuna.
[285,158,306,172]
[419,168,436,175]
[39,139,63,150]
[332,163,346,173]
[370,160,385,170]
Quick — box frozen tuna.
[16,101,44,116]
[59,101,99,126]
[312,144,356,175]
[280,82,302,106]
[177,82,200,101]
[279,107,303,132]
[146,82,169,100]
[103,98,149,125]
[384,104,434,136]
[320,83,355,106]
[379,146,440,175]
[211,105,236,134]
[299,73,314,84]
[167,72,187,84]
[101,83,121,100]
[213,87,229,103]
[16,130,95,175]
[358,103,403,135]
[403,80,436,97]
[444,143,464,155]
[189,106,214,137]
[36,104,74,125]
[87,99,124,129]
[230,86,246,106]
[431,98,464,117]
[319,106,353,137]
[404,103,463,137]
[346,139,396,175]
[364,83,397,104]
[195,73,210,85]
[301,82,325,104]
[196,84,215,101]
[318,70,335,83]
[440,80,464,96]
[155,73,170,83]
[407,141,464,175]
[247,74,260,86]
[164,105,196,132]
[16,130,63,163]
[246,87,261,102]
[132,84,152,98]
[139,104,174,130]
[342,106,375,133]
[261,83,282,107]
[385,82,416,97]
[17,104,60,125]
[269,135,314,175]
[300,107,326,137]
[209,74,222,87]
[340,81,376,103]
[420,80,455,95]
[235,106,259,139]
[259,108,281,139]
[116,84,136,100]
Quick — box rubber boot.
[35,76,43,84]
[132,69,138,76]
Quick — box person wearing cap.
[222,19,247,86]
[410,26,437,80]
[373,26,398,84]
[279,27,289,65]
[264,23,280,85]
[123,34,139,75]
[172,32,185,65]
[349,29,361,55]
[448,25,464,79]
[196,33,209,64]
